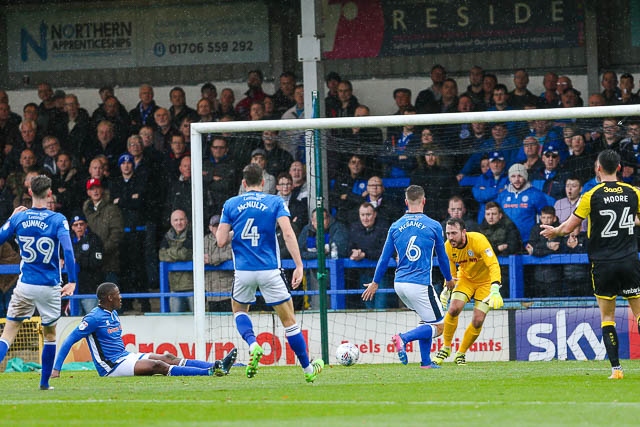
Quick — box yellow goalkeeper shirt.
[445,232,501,286]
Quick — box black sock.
[602,324,620,368]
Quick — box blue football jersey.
[373,212,452,285]
[220,191,290,271]
[54,306,129,377]
[0,207,76,286]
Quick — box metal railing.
[0,253,591,315]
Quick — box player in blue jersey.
[363,185,454,368]
[0,175,77,390]
[51,282,237,378]
[216,163,324,383]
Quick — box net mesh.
[0,317,43,372]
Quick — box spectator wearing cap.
[259,129,294,177]
[472,150,509,223]
[70,213,104,314]
[530,144,569,200]
[83,177,124,294]
[496,163,555,245]
[238,149,276,195]
[111,152,151,312]
[203,214,233,312]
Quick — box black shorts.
[591,258,640,299]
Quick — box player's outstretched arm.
[51,328,85,378]
[540,214,582,239]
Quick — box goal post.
[190,103,640,361]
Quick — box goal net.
[0,317,43,372]
[191,103,640,364]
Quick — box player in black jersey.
[541,149,640,380]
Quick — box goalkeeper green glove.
[440,287,451,310]
[482,282,503,309]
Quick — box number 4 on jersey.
[241,218,260,246]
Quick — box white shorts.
[7,281,62,326]
[107,353,149,377]
[233,269,291,305]
[394,282,445,324]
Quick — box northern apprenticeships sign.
[322,0,584,59]
[7,2,269,72]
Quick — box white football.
[335,342,360,366]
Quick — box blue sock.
[402,324,434,344]
[184,359,213,369]
[235,313,257,346]
[418,338,433,366]
[0,339,9,364]
[168,365,210,376]
[285,324,310,369]
[40,342,56,388]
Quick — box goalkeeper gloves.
[482,282,504,310]
[439,287,451,310]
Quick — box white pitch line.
[2,399,640,407]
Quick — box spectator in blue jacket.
[496,163,555,245]
[472,150,509,223]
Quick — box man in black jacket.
[70,213,104,315]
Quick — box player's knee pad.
[474,299,491,314]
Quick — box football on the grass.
[335,342,360,366]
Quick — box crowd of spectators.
[0,65,639,311]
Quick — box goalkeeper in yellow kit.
[433,217,503,365]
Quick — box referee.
[541,149,640,379]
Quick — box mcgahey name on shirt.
[398,220,427,232]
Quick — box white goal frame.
[189,103,640,360]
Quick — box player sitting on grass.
[52,282,237,378]
[434,218,503,366]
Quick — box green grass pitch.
[2,360,639,427]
